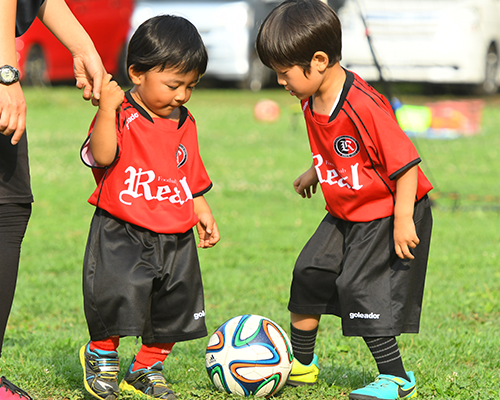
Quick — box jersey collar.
[124,90,189,129]
[307,69,355,122]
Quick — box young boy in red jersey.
[256,1,433,399]
[79,15,220,400]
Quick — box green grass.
[1,86,499,399]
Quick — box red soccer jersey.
[81,92,212,234]
[302,70,433,222]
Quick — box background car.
[129,0,345,91]
[16,0,134,86]
[338,0,500,94]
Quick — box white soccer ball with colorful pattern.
[205,315,293,397]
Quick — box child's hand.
[195,213,220,248]
[394,217,419,260]
[294,166,319,198]
[393,166,419,260]
[99,74,124,113]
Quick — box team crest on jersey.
[177,144,188,168]
[334,136,360,158]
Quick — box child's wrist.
[98,106,118,114]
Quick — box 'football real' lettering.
[119,166,193,205]
[313,154,363,190]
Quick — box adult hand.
[73,50,106,106]
[0,83,27,145]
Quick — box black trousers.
[0,203,31,357]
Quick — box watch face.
[1,69,14,81]
[0,66,19,83]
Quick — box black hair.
[127,15,208,77]
[256,0,341,73]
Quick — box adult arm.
[0,0,106,145]
[37,0,105,104]
[0,0,27,145]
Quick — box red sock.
[132,342,175,372]
[89,336,120,353]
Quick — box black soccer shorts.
[82,208,207,344]
[288,195,432,337]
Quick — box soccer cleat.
[349,371,417,400]
[79,342,120,400]
[0,376,32,400]
[119,359,177,399]
[286,354,319,386]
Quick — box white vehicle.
[338,0,500,94]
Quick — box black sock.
[363,337,409,381]
[290,323,318,366]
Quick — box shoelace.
[145,372,168,387]
[370,376,402,389]
[98,371,119,381]
[95,356,119,380]
[370,379,391,388]
[0,377,33,400]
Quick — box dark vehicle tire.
[477,44,498,95]
[23,45,50,86]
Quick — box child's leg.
[80,336,120,400]
[291,313,320,330]
[350,337,417,399]
[363,337,409,381]
[90,336,120,352]
[287,313,321,386]
[131,342,175,371]
[120,343,177,399]
[287,214,345,386]
[290,313,320,365]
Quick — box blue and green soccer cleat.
[119,359,177,399]
[286,354,319,386]
[349,371,417,400]
[79,342,119,400]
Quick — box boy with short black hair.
[256,1,433,399]
[79,15,219,400]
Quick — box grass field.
[1,86,499,399]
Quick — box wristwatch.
[0,65,20,85]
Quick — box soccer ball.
[205,314,293,397]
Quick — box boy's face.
[274,64,322,101]
[130,66,199,119]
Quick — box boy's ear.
[128,66,143,85]
[311,51,329,72]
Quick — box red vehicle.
[16,0,134,85]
